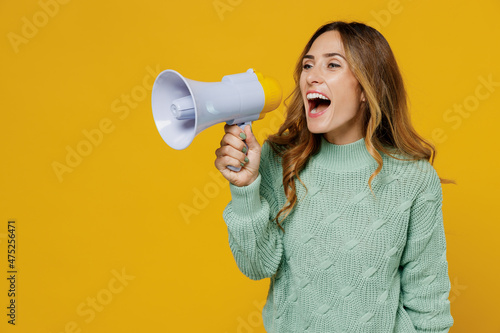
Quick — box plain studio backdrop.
[1,0,499,332]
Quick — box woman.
[214,21,454,332]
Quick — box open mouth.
[307,92,331,114]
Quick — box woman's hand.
[215,124,261,187]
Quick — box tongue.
[315,101,330,113]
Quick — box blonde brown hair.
[267,21,455,232]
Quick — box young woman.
[214,21,454,332]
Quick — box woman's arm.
[399,166,454,332]
[221,140,284,280]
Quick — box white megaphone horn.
[151,68,282,171]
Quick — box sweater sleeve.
[222,142,284,280]
[399,164,454,332]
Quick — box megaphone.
[151,68,282,171]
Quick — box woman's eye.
[328,63,340,68]
[302,64,312,70]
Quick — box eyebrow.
[303,53,346,60]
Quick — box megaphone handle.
[227,121,252,172]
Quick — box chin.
[306,122,329,135]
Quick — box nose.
[305,66,323,85]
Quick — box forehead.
[307,30,345,56]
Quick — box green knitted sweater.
[223,136,453,332]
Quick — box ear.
[360,90,366,103]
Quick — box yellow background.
[1,0,499,331]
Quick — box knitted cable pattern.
[223,137,453,333]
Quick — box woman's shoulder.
[381,152,441,194]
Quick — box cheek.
[345,73,362,99]
[336,79,362,106]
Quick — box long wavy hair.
[267,21,455,232]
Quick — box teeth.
[307,93,330,101]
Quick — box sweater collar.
[312,136,376,171]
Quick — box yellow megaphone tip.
[254,71,282,118]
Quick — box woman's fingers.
[215,124,261,187]
[224,123,247,139]
[215,145,247,168]
[220,132,246,151]
[242,125,260,153]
